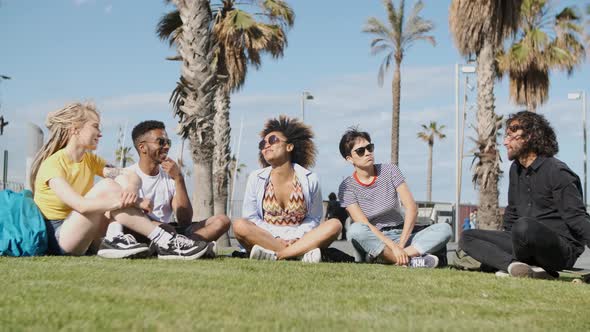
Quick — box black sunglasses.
[353,143,374,157]
[141,137,172,147]
[258,134,286,150]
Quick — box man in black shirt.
[460,111,590,278]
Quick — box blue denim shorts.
[44,219,65,255]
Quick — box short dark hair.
[506,111,558,157]
[339,127,371,158]
[131,120,166,152]
[259,115,316,169]
[328,192,337,201]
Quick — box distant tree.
[115,147,134,168]
[363,0,436,165]
[417,122,445,202]
[450,0,522,230]
[497,0,586,112]
[115,126,134,168]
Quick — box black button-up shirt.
[503,156,590,256]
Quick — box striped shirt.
[338,163,406,230]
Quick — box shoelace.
[119,234,138,245]
[171,234,195,251]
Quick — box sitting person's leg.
[511,217,578,273]
[275,218,342,259]
[407,222,452,256]
[183,215,231,242]
[459,229,513,271]
[346,222,383,263]
[233,218,287,252]
[58,178,123,255]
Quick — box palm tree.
[364,0,436,165]
[210,0,292,217]
[158,0,293,218]
[497,0,586,112]
[417,122,446,202]
[158,0,218,220]
[450,0,522,230]
[115,146,134,168]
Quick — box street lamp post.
[568,91,587,206]
[455,63,476,242]
[301,91,314,122]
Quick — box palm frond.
[156,10,182,47]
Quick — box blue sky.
[0,0,588,208]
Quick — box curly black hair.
[131,120,166,152]
[339,127,371,158]
[258,115,316,169]
[506,111,558,157]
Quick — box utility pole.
[0,75,11,136]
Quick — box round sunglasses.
[258,134,286,150]
[353,143,374,157]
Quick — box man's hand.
[161,158,181,180]
[390,244,409,266]
[139,198,153,213]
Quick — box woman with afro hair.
[233,116,342,263]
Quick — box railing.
[0,180,24,192]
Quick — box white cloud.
[104,4,113,14]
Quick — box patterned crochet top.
[262,175,307,226]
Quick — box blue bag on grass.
[0,189,48,256]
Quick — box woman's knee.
[324,218,343,234]
[232,218,252,237]
[431,222,453,241]
[85,178,121,198]
[347,222,371,241]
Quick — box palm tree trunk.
[173,0,216,220]
[475,38,501,230]
[213,87,231,246]
[391,61,401,165]
[427,143,433,202]
[527,99,536,113]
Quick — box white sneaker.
[301,248,321,263]
[249,245,277,261]
[204,241,217,259]
[495,271,510,278]
[508,262,554,279]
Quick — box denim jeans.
[347,222,452,262]
[44,219,65,255]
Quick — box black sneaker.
[97,234,150,259]
[156,234,208,260]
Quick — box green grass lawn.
[1,257,589,331]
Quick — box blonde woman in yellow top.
[31,102,208,259]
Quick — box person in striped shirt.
[338,127,452,268]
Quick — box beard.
[507,143,526,161]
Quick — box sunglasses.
[353,143,374,157]
[141,137,172,147]
[258,134,286,150]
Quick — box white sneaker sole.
[97,247,150,259]
[157,247,209,260]
[249,245,277,261]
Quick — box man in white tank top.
[99,121,231,258]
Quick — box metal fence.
[0,180,24,192]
